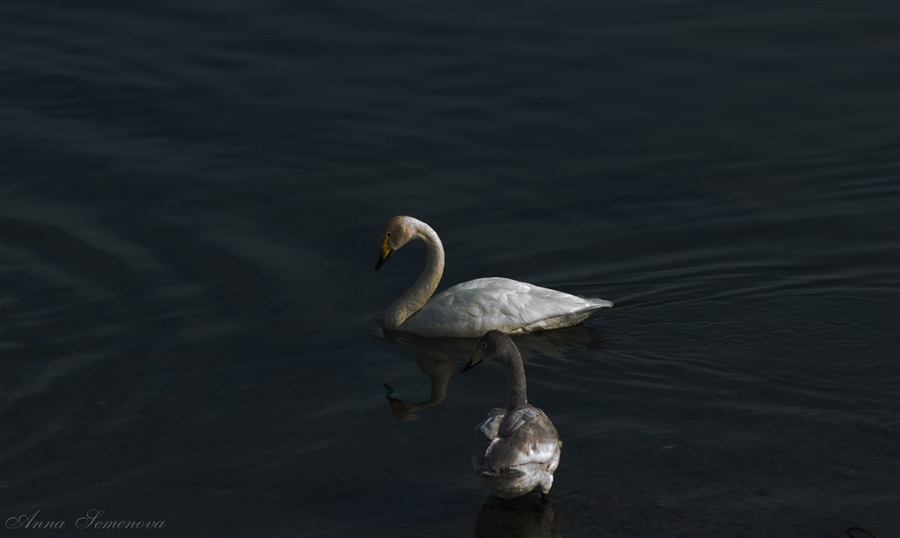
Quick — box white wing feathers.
[406,277,612,337]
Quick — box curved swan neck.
[502,349,528,409]
[384,220,445,330]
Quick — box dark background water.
[1,2,897,537]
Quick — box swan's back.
[473,405,562,498]
[404,277,612,338]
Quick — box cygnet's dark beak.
[461,346,485,373]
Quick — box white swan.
[375,216,612,338]
[462,331,561,502]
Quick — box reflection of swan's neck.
[390,358,454,416]
[503,351,528,409]
[385,222,445,330]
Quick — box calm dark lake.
[1,2,897,537]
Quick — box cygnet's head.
[462,330,516,372]
[375,216,420,270]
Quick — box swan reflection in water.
[371,318,607,420]
[474,494,562,538]
[379,329,474,421]
[383,356,456,421]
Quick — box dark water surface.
[2,2,898,537]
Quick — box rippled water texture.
[1,2,898,537]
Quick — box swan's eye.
[481,342,487,348]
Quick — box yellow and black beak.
[375,235,394,271]
[461,346,484,373]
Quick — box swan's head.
[375,216,420,271]
[462,330,516,372]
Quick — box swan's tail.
[581,297,614,311]
[515,297,613,333]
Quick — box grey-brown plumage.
[462,331,562,501]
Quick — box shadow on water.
[474,495,563,538]
[366,315,609,420]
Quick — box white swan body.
[463,331,562,501]
[402,277,612,337]
[375,216,612,338]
